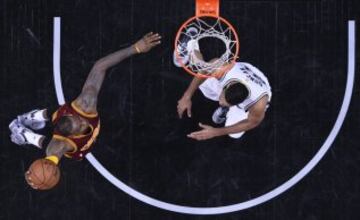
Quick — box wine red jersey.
[52,102,100,160]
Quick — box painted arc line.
[53,17,65,105]
[53,17,355,215]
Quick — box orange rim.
[174,15,240,79]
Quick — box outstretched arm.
[74,32,162,113]
[177,76,206,118]
[214,96,268,136]
[177,48,207,118]
[188,96,269,141]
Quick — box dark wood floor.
[1,0,359,219]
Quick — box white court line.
[53,17,65,105]
[53,18,355,215]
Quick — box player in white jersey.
[174,29,272,140]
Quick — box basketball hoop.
[175,0,240,78]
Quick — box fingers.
[151,40,161,46]
[187,132,206,141]
[187,106,192,118]
[25,170,38,189]
[149,36,161,47]
[198,123,210,129]
[25,171,32,183]
[177,109,183,119]
[144,32,153,38]
[150,34,162,42]
[177,104,184,119]
[187,123,212,140]
[177,106,191,119]
[144,32,161,41]
[189,130,205,136]
[187,128,206,139]
[145,32,162,44]
[137,32,162,53]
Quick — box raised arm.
[74,32,162,113]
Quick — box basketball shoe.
[9,119,44,148]
[17,109,48,130]
[212,106,229,124]
[173,27,199,67]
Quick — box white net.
[176,17,238,76]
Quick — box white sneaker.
[9,119,42,148]
[17,109,47,130]
[212,107,229,124]
[173,27,199,67]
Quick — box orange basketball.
[25,158,60,190]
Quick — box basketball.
[25,158,60,190]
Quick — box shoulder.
[73,86,98,115]
[247,95,269,124]
[249,95,269,113]
[71,100,98,118]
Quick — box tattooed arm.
[73,32,162,114]
[45,138,74,160]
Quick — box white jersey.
[199,62,272,111]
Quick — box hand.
[187,123,219,141]
[177,96,192,118]
[134,32,161,53]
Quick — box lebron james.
[9,33,161,170]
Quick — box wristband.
[134,44,141,53]
[45,155,59,165]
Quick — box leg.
[9,119,46,148]
[225,106,249,139]
[173,27,199,67]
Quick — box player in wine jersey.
[9,32,161,165]
[174,28,271,141]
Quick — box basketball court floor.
[1,0,359,219]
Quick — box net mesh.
[176,17,238,76]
